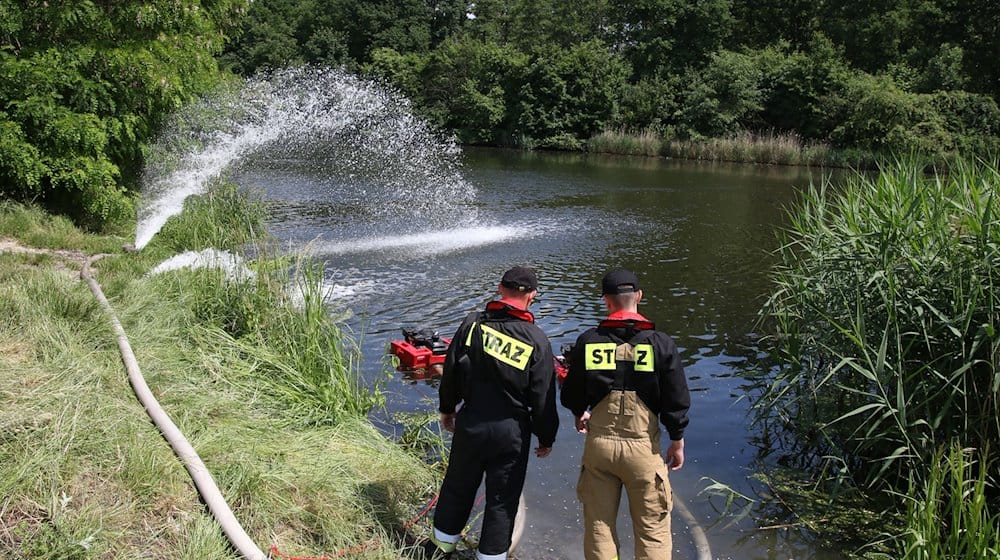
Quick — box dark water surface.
[241,148,844,559]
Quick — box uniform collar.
[600,310,654,331]
[607,310,648,321]
[486,300,535,323]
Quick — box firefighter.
[560,269,691,560]
[423,266,559,560]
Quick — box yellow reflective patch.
[584,342,618,370]
[634,343,655,372]
[480,324,533,370]
[465,322,477,346]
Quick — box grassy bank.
[754,159,1000,557]
[0,195,438,559]
[587,129,876,168]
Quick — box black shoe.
[419,539,453,560]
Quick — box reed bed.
[757,157,999,511]
[664,131,836,166]
[586,128,856,167]
[587,128,662,157]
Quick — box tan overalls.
[577,390,673,560]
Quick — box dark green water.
[246,147,846,559]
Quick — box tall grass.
[894,443,1000,559]
[664,131,840,166]
[586,129,870,167]
[757,158,1000,500]
[0,200,124,253]
[0,194,438,558]
[588,128,662,157]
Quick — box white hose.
[81,255,268,560]
[673,490,712,560]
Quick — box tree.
[0,0,248,229]
[729,0,820,51]
[461,0,611,51]
[676,49,769,138]
[516,40,630,148]
[416,37,528,145]
[607,0,732,79]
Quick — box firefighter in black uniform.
[423,266,559,560]
[560,269,690,560]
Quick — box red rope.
[403,493,439,530]
[270,494,439,560]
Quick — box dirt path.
[0,237,89,275]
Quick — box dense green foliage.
[223,0,1000,156]
[4,1,999,229]
[0,1,248,229]
[757,160,999,549]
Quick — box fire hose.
[81,254,268,560]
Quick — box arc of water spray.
[134,66,476,250]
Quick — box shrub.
[516,40,629,147]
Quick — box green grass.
[0,193,439,559]
[0,201,125,253]
[893,443,1000,559]
[587,128,662,157]
[755,157,999,556]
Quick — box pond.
[238,147,845,559]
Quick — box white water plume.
[135,66,475,249]
[310,225,540,257]
[148,249,255,281]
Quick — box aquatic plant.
[757,158,1000,497]
[587,128,661,157]
[892,443,1000,559]
[663,131,837,166]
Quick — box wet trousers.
[433,411,530,556]
[577,390,673,560]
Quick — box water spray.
[134,66,475,250]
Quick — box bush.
[615,77,680,132]
[676,50,768,138]
[515,40,629,147]
[830,73,953,156]
[414,37,528,145]
[0,2,247,230]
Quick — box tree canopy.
[2,0,999,229]
[0,0,248,228]
[225,0,999,155]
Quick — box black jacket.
[560,318,690,441]
[440,301,559,447]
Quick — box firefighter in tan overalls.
[560,269,691,560]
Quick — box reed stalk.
[758,158,1000,496]
[895,443,1000,559]
[664,131,836,166]
[587,128,662,157]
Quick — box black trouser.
[434,410,530,555]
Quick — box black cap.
[500,266,538,292]
[601,269,640,295]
